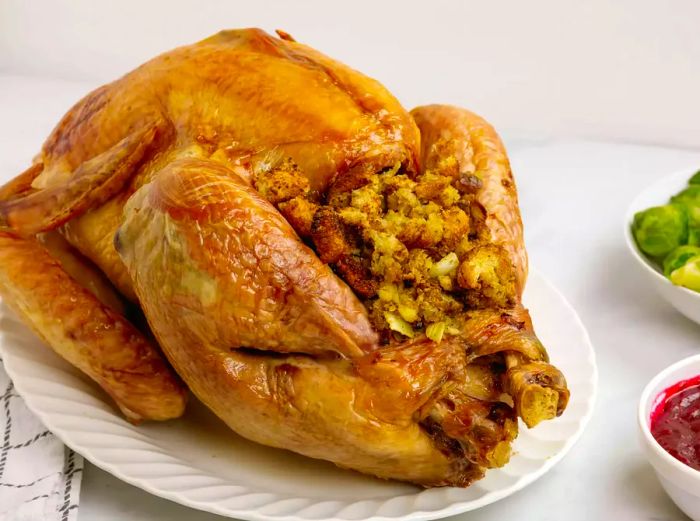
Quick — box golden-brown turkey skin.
[116,158,516,486]
[39,29,418,190]
[0,233,186,422]
[0,29,569,486]
[117,158,377,358]
[27,28,419,299]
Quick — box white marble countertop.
[1,74,698,521]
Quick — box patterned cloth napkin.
[0,357,82,521]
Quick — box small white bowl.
[625,168,700,325]
[638,354,700,521]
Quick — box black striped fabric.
[0,358,83,520]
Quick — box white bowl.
[624,168,700,325]
[638,354,700,521]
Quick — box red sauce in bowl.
[650,374,700,472]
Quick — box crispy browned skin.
[116,159,377,358]
[38,28,419,300]
[0,233,186,422]
[116,157,516,485]
[37,231,127,315]
[0,28,414,422]
[0,29,568,485]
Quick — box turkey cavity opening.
[254,158,517,344]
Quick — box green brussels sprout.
[671,185,700,206]
[670,255,700,292]
[671,185,700,233]
[687,206,700,228]
[632,204,688,258]
[663,245,700,276]
[689,170,700,185]
[689,228,700,247]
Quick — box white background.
[1,1,700,520]
[2,0,700,148]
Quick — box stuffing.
[369,230,409,284]
[336,255,377,298]
[457,245,516,308]
[440,207,471,253]
[257,155,517,342]
[279,196,318,239]
[253,159,309,205]
[350,182,384,217]
[310,207,349,264]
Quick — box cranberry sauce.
[650,374,700,471]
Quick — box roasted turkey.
[0,28,568,487]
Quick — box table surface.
[1,73,698,521]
